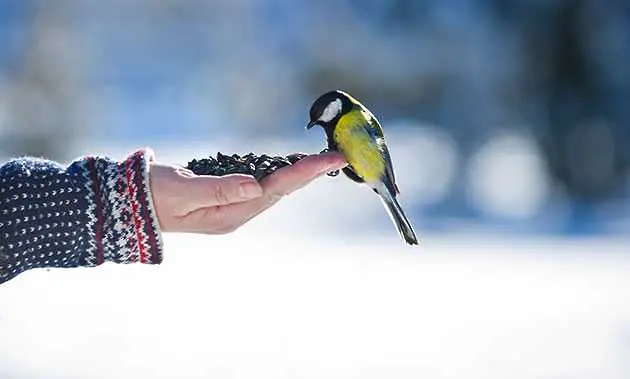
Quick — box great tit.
[307,90,419,245]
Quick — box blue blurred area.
[1,0,629,237]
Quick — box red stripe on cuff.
[125,156,147,264]
[132,150,161,263]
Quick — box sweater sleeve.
[0,149,164,284]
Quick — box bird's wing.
[380,141,400,195]
[362,111,400,195]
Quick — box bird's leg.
[319,148,340,177]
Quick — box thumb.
[185,174,263,209]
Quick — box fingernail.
[239,181,263,198]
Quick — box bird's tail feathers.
[375,183,419,245]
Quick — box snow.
[1,141,629,378]
[1,232,629,379]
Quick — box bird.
[306,90,418,245]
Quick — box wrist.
[119,148,164,264]
[87,148,164,265]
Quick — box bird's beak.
[306,120,319,130]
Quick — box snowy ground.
[2,142,630,378]
[2,231,630,378]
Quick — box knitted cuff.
[0,149,164,285]
[82,149,164,266]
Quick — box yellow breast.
[334,111,386,183]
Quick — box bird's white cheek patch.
[319,99,342,123]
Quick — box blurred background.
[1,0,630,235]
[1,1,630,378]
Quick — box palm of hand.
[149,152,346,234]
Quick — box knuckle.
[212,182,231,205]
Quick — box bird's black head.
[307,90,353,130]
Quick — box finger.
[207,151,347,230]
[261,151,347,194]
[184,173,263,211]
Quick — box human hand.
[149,152,346,234]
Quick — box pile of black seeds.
[186,152,310,181]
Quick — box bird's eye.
[318,98,342,123]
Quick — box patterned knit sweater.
[0,149,163,284]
